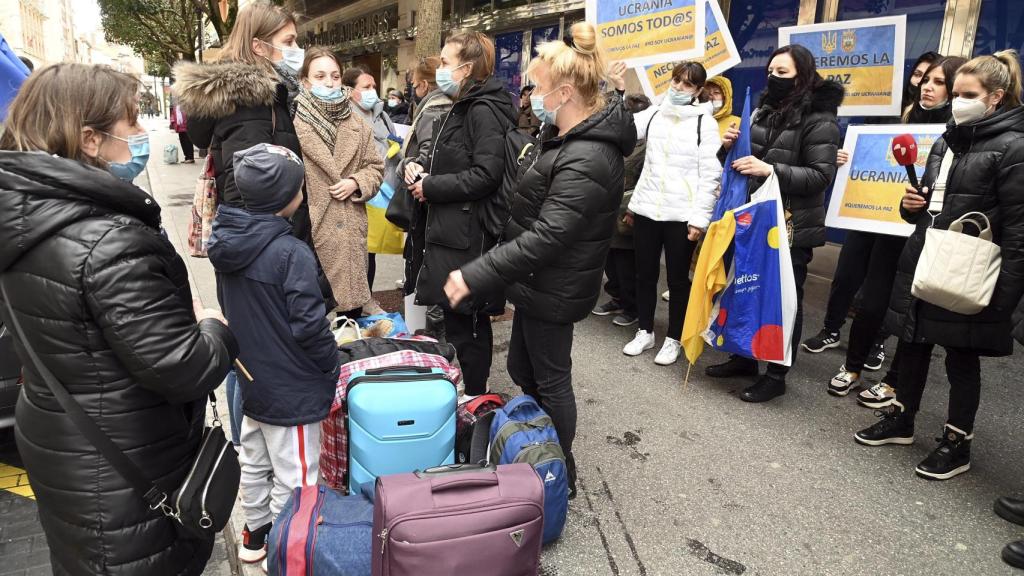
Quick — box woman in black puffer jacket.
[705,44,843,402]
[0,64,236,575]
[855,51,1024,481]
[444,23,637,496]
[404,31,516,397]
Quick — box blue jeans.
[225,370,244,446]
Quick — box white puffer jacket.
[628,102,723,229]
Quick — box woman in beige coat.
[294,48,384,316]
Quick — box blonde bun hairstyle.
[957,49,1023,109]
[528,22,608,114]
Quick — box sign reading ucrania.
[637,0,739,99]
[779,15,907,116]
[586,0,706,67]
[825,124,947,237]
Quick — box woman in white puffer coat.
[623,61,722,366]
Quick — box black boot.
[854,400,915,446]
[705,355,758,378]
[739,375,786,403]
[915,424,972,481]
[1003,541,1024,569]
[995,496,1024,527]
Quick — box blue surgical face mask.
[262,40,304,74]
[530,86,566,126]
[667,87,695,107]
[436,63,470,97]
[103,132,150,182]
[357,88,379,111]
[311,85,344,102]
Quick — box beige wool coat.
[295,113,384,312]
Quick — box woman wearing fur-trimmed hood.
[171,1,303,213]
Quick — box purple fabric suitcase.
[371,463,544,576]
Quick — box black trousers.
[824,230,875,333]
[177,131,194,161]
[844,235,906,373]
[896,341,982,434]
[444,309,493,396]
[730,245,813,379]
[603,248,637,316]
[507,311,577,488]
[367,253,377,291]
[633,215,697,338]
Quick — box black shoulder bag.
[0,281,240,541]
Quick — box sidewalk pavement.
[142,118,1024,576]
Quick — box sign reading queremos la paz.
[304,6,398,47]
[779,15,907,116]
[586,0,706,67]
[825,124,947,237]
[637,0,739,99]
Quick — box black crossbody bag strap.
[1,281,172,512]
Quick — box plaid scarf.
[295,86,353,153]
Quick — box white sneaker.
[828,366,860,397]
[661,290,670,302]
[623,330,656,356]
[654,338,681,366]
[857,381,896,409]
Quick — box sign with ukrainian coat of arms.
[779,15,907,116]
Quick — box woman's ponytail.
[994,49,1023,109]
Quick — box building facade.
[0,0,79,68]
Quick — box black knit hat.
[232,143,304,214]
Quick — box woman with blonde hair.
[855,50,1024,481]
[293,48,384,318]
[444,23,637,497]
[404,30,517,399]
[0,63,236,575]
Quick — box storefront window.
[531,24,561,58]
[974,0,1024,56]
[723,0,802,112]
[495,31,524,95]
[837,0,943,80]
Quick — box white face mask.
[711,99,724,112]
[952,96,991,125]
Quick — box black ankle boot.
[915,424,972,481]
[1003,540,1024,569]
[705,356,758,378]
[739,375,786,403]
[995,496,1024,527]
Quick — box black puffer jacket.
[0,152,237,575]
[415,77,517,314]
[886,106,1024,357]
[746,80,843,248]
[461,98,637,323]
[172,61,302,209]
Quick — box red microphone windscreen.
[891,134,918,166]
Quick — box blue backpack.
[488,395,568,544]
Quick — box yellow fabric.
[682,211,737,365]
[707,76,740,139]
[366,205,405,254]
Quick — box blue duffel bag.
[488,395,569,544]
[268,485,373,576]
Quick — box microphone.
[891,134,920,191]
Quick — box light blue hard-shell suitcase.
[346,366,457,494]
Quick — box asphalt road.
[1,118,1022,576]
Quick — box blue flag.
[711,87,753,223]
[0,33,30,122]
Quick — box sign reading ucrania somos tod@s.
[637,0,739,100]
[779,15,906,116]
[586,0,705,68]
[825,124,946,237]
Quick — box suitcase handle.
[416,463,497,478]
[431,476,499,493]
[364,366,433,375]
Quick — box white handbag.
[911,150,1002,314]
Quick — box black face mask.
[765,74,796,105]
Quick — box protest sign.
[825,124,947,237]
[586,0,705,67]
[779,15,906,116]
[637,0,739,99]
